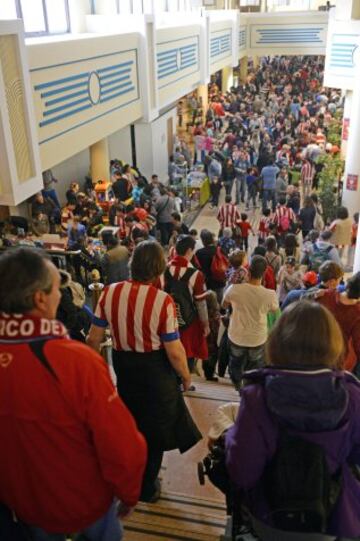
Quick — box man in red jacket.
[0,247,147,540]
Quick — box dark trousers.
[140,447,164,501]
[203,353,218,379]
[228,340,265,390]
[237,236,249,251]
[157,222,173,246]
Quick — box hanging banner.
[346,174,358,191]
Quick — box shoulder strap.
[180,267,198,283]
[157,197,170,215]
[29,338,59,381]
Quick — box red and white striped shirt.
[217,203,240,229]
[114,215,126,238]
[167,255,207,302]
[258,216,271,240]
[301,160,315,186]
[273,205,296,230]
[94,281,179,352]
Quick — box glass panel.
[20,0,46,33]
[0,0,18,19]
[46,0,69,33]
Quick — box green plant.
[326,117,342,147]
[317,154,344,224]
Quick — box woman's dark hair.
[266,301,344,369]
[283,233,298,256]
[0,247,53,313]
[310,193,319,204]
[200,229,215,247]
[303,196,314,208]
[131,241,166,282]
[176,235,196,256]
[265,236,277,253]
[337,206,349,220]
[346,272,360,299]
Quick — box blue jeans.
[28,501,122,541]
[235,176,246,204]
[228,340,265,390]
[262,189,276,212]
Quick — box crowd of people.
[1,54,360,541]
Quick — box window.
[0,0,70,36]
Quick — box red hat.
[303,271,318,286]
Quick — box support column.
[90,138,109,183]
[342,71,360,223]
[221,66,233,93]
[252,55,260,70]
[197,84,208,124]
[239,56,248,84]
[341,90,352,159]
[354,222,360,273]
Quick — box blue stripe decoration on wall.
[329,39,357,69]
[33,54,138,130]
[239,28,246,50]
[156,39,199,85]
[254,27,323,46]
[210,32,232,62]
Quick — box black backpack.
[164,268,198,329]
[264,430,342,533]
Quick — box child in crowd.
[258,208,272,244]
[277,256,303,304]
[210,176,222,208]
[245,167,258,210]
[202,291,221,382]
[235,213,254,251]
[219,227,236,256]
[225,249,248,288]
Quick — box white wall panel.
[156,25,202,109]
[324,18,360,91]
[27,33,142,171]
[209,20,233,74]
[246,12,328,57]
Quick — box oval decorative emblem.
[0,352,13,368]
[88,71,101,105]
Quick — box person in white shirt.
[223,255,279,389]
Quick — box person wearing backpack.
[302,230,342,270]
[197,230,227,302]
[165,235,210,379]
[225,301,360,539]
[272,197,296,243]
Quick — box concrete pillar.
[354,223,360,273]
[197,83,208,124]
[90,138,109,183]
[336,0,360,21]
[342,69,360,222]
[341,91,352,159]
[221,65,233,93]
[252,55,260,69]
[239,55,248,84]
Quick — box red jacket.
[0,313,147,533]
